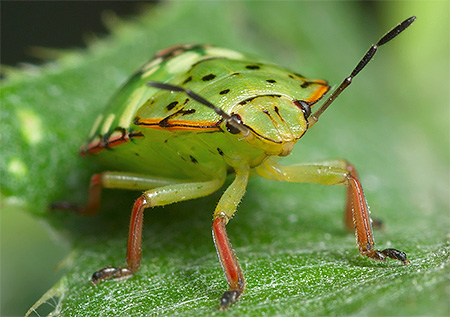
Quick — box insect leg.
[338,161,383,230]
[255,158,408,264]
[51,172,183,215]
[212,166,250,309]
[83,170,227,284]
[290,160,381,231]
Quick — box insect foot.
[91,267,133,285]
[367,248,409,265]
[219,290,242,310]
[49,201,83,213]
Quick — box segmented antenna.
[147,81,250,136]
[309,16,416,127]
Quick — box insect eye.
[294,100,311,118]
[226,114,243,134]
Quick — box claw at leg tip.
[218,289,240,310]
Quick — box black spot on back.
[202,74,216,81]
[219,89,230,95]
[183,76,193,84]
[246,65,260,70]
[166,101,178,111]
[217,148,224,156]
[190,155,198,164]
[266,79,276,84]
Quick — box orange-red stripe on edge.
[135,118,221,131]
[305,81,330,105]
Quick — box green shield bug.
[54,16,415,309]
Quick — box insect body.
[58,17,415,309]
[81,45,328,172]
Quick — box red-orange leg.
[256,158,408,265]
[345,164,383,231]
[212,215,245,309]
[51,171,179,215]
[345,170,408,264]
[91,196,145,283]
[51,174,103,215]
[52,170,226,284]
[344,164,358,231]
[211,167,249,309]
[82,171,226,284]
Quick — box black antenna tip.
[407,16,417,23]
[378,16,416,46]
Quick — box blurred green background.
[1,1,448,316]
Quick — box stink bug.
[54,16,415,309]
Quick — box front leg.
[256,157,408,264]
[212,166,250,309]
[69,170,228,284]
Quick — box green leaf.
[2,1,448,316]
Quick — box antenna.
[309,16,416,127]
[147,81,250,136]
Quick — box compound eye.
[226,114,243,134]
[294,100,311,118]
